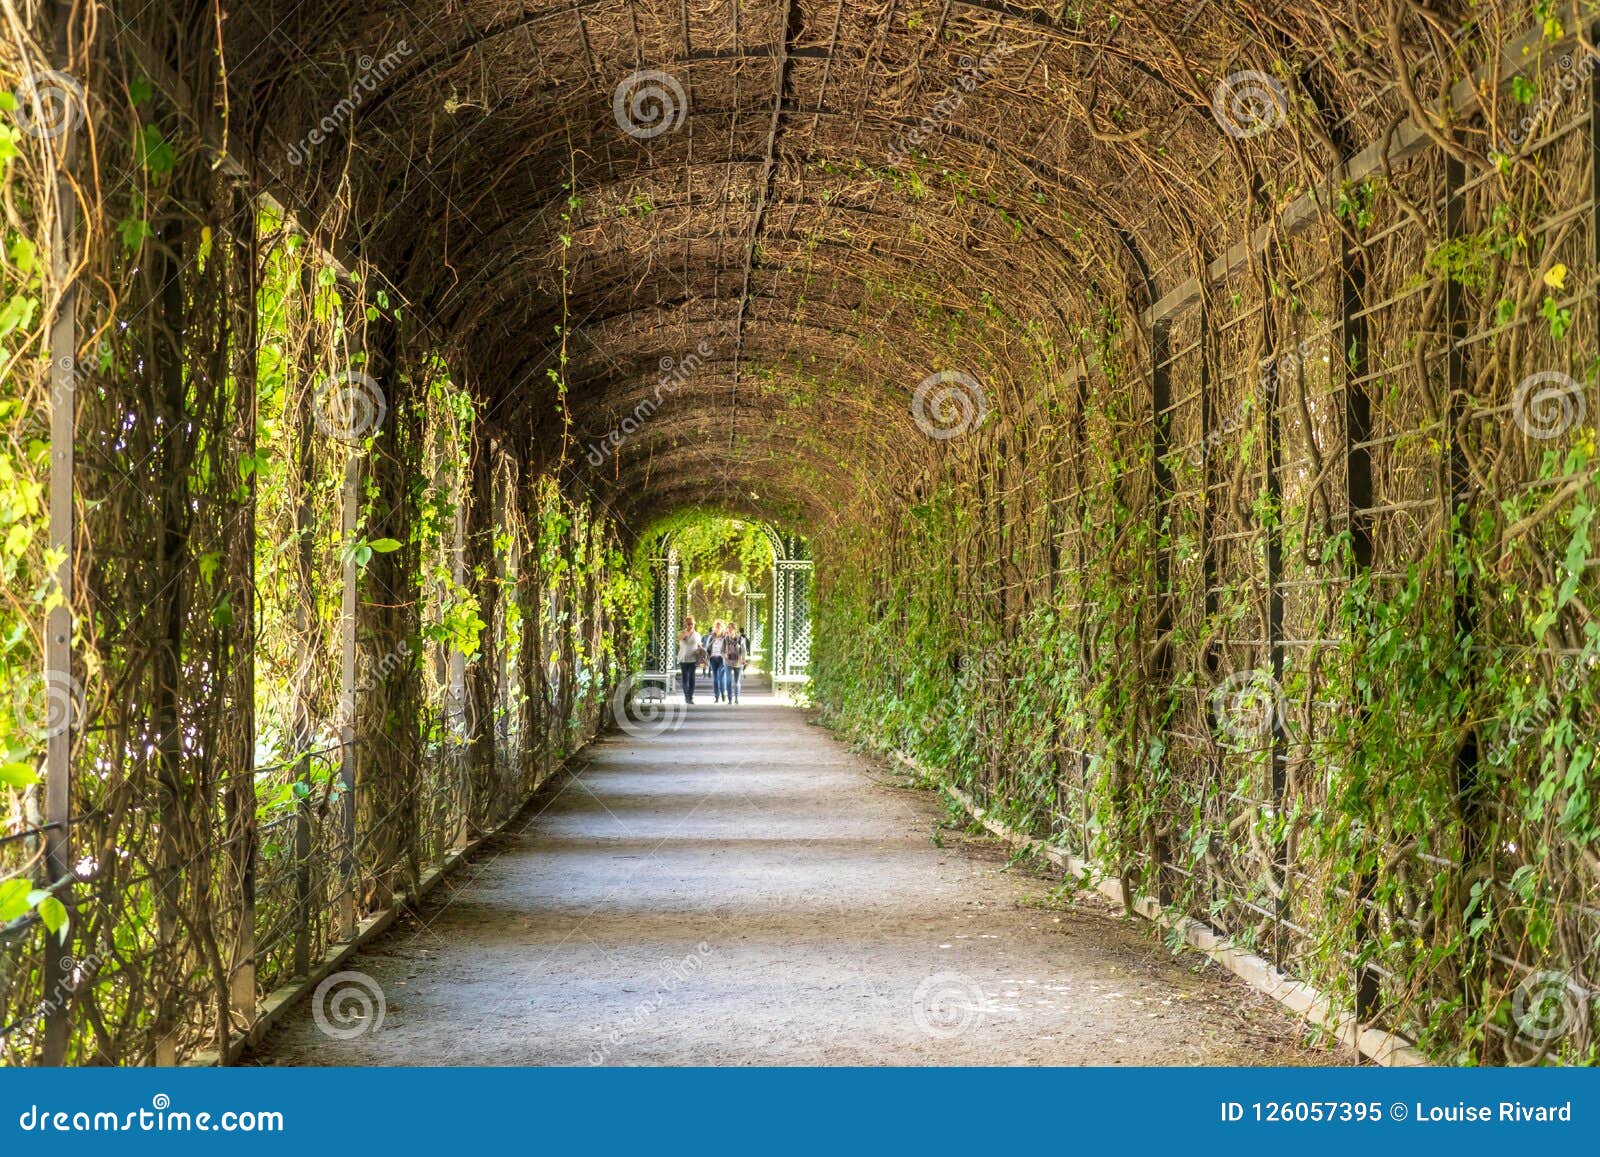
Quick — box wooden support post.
[40,0,79,1068]
[498,461,515,771]
[465,437,501,825]
[1442,151,1490,1038]
[225,186,259,1037]
[291,265,317,978]
[449,465,468,726]
[293,740,311,978]
[1150,315,1175,905]
[1343,276,1374,571]
[1444,156,1480,858]
[1342,225,1379,1025]
[1261,265,1289,967]
[151,202,191,1072]
[501,459,522,784]
[1199,293,1218,623]
[516,481,547,784]
[1197,292,1219,921]
[337,454,360,941]
[449,448,470,848]
[1073,371,1092,852]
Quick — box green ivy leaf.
[118,216,151,252]
[0,762,40,789]
[0,879,29,923]
[135,124,176,177]
[34,894,68,938]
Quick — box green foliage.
[0,93,59,936]
[639,514,776,630]
[808,293,1600,1064]
[1336,178,1378,232]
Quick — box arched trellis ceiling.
[572,400,925,531]
[646,518,802,565]
[224,0,1475,528]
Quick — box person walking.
[724,623,748,704]
[707,619,728,702]
[677,617,703,704]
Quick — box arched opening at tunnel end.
[631,513,813,694]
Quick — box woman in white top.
[676,618,703,704]
[707,620,728,702]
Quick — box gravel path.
[251,677,1340,1066]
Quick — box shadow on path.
[251,677,1337,1066]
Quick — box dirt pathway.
[252,678,1339,1065]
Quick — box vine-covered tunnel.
[1,0,1598,1067]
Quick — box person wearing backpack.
[677,617,704,704]
[723,626,748,704]
[707,619,728,702]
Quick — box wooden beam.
[40,0,80,1068]
[728,0,796,437]
[337,453,361,942]
[1142,23,1558,329]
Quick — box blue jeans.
[727,666,743,702]
[678,663,697,702]
[709,656,726,700]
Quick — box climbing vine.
[812,17,1600,1064]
